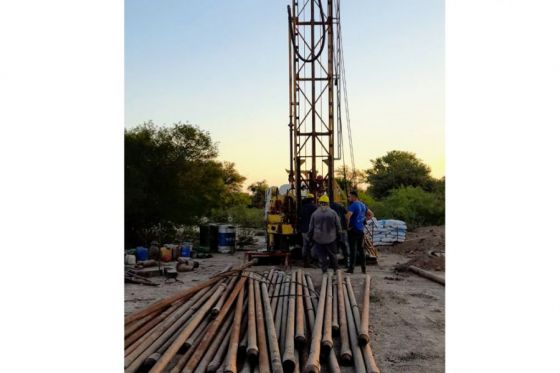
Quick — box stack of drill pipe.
[124,265,381,373]
[343,275,381,373]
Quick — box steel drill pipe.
[194,310,235,373]
[144,313,191,369]
[343,281,366,373]
[125,282,219,371]
[184,314,211,350]
[408,265,445,285]
[125,260,256,325]
[124,279,214,325]
[303,273,328,373]
[336,270,352,365]
[141,285,225,373]
[254,272,271,373]
[125,308,163,339]
[301,270,316,331]
[178,275,248,373]
[126,283,224,373]
[271,272,283,312]
[359,275,371,345]
[362,342,381,373]
[125,299,183,350]
[268,270,278,293]
[261,280,283,373]
[247,273,259,361]
[328,348,341,373]
[282,271,297,372]
[124,298,179,356]
[149,280,229,373]
[305,274,318,309]
[294,348,301,373]
[348,276,381,373]
[169,315,211,373]
[332,280,339,336]
[321,271,334,352]
[302,272,340,373]
[271,272,285,340]
[235,297,249,359]
[223,284,245,373]
[279,274,290,348]
[212,276,236,316]
[295,269,306,347]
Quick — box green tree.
[366,150,433,199]
[371,186,445,229]
[335,166,366,192]
[248,180,269,209]
[125,121,246,246]
[219,161,248,208]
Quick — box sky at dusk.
[125,0,444,187]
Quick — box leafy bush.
[371,186,444,229]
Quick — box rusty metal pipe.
[254,272,271,373]
[332,280,339,336]
[268,270,278,293]
[362,342,381,373]
[305,274,318,310]
[126,282,225,373]
[184,313,211,350]
[125,281,220,371]
[282,271,297,372]
[272,272,285,341]
[125,299,183,352]
[302,273,339,373]
[328,348,341,373]
[246,273,258,361]
[408,265,445,285]
[359,275,371,345]
[194,310,235,373]
[295,269,306,347]
[223,284,245,373]
[178,275,248,373]
[279,274,290,348]
[303,273,328,373]
[168,315,211,373]
[301,270,316,331]
[212,276,236,316]
[321,271,333,352]
[125,260,256,325]
[261,280,283,373]
[336,270,352,365]
[344,277,366,373]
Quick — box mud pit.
[125,244,445,372]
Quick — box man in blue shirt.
[345,191,373,273]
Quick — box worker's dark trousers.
[313,241,338,273]
[338,230,350,267]
[348,229,366,273]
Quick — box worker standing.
[308,195,341,273]
[299,193,317,267]
[329,200,350,266]
[346,191,373,273]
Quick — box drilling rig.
[266,0,355,251]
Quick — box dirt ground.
[125,228,445,373]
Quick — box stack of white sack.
[368,218,407,246]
